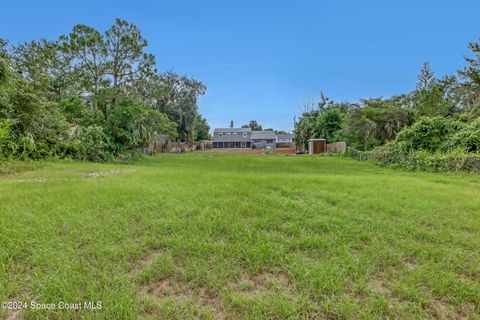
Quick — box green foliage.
[0,58,8,86]
[395,116,463,153]
[106,98,177,152]
[195,116,211,141]
[242,120,263,131]
[19,102,68,159]
[294,99,346,149]
[317,107,344,142]
[0,19,208,161]
[0,119,17,159]
[441,118,480,152]
[372,116,480,172]
[459,39,480,85]
[413,82,454,118]
[105,19,156,88]
[59,96,89,123]
[373,146,480,172]
[63,125,110,161]
[152,71,206,142]
[344,99,412,150]
[416,62,435,90]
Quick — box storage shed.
[308,139,326,154]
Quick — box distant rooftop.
[251,131,276,139]
[214,128,252,132]
[277,133,294,139]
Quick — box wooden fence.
[326,141,347,153]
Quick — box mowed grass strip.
[0,153,479,319]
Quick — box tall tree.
[150,71,206,142]
[105,19,156,89]
[13,39,77,101]
[460,39,480,85]
[417,62,435,90]
[241,120,262,131]
[66,25,107,96]
[458,39,480,110]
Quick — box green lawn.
[0,153,479,319]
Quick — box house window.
[218,133,223,137]
[233,132,237,136]
[243,132,247,138]
[267,140,274,144]
[226,132,231,136]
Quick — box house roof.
[214,128,252,133]
[212,136,251,142]
[251,131,276,139]
[277,133,294,139]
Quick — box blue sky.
[1,0,479,131]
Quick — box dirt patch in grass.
[236,270,292,295]
[86,169,136,178]
[404,256,417,270]
[457,302,476,320]
[9,177,48,183]
[0,162,41,176]
[7,168,136,183]
[7,309,20,320]
[368,278,390,295]
[137,270,293,319]
[251,271,291,291]
[427,299,454,319]
[140,277,225,319]
[426,299,476,320]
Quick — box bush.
[373,146,480,172]
[441,118,480,152]
[62,125,110,161]
[398,150,480,172]
[371,141,403,166]
[0,120,17,159]
[395,116,464,153]
[371,117,480,172]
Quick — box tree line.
[0,19,210,161]
[294,39,480,171]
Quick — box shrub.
[63,125,110,161]
[395,116,464,153]
[0,119,17,159]
[441,118,480,152]
[371,141,403,166]
[400,150,480,172]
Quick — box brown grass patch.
[237,270,292,295]
[140,276,225,319]
[404,256,417,270]
[7,309,20,320]
[457,302,475,320]
[129,249,164,275]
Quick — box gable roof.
[214,128,252,133]
[251,131,276,139]
[277,133,294,139]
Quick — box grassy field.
[0,153,479,319]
